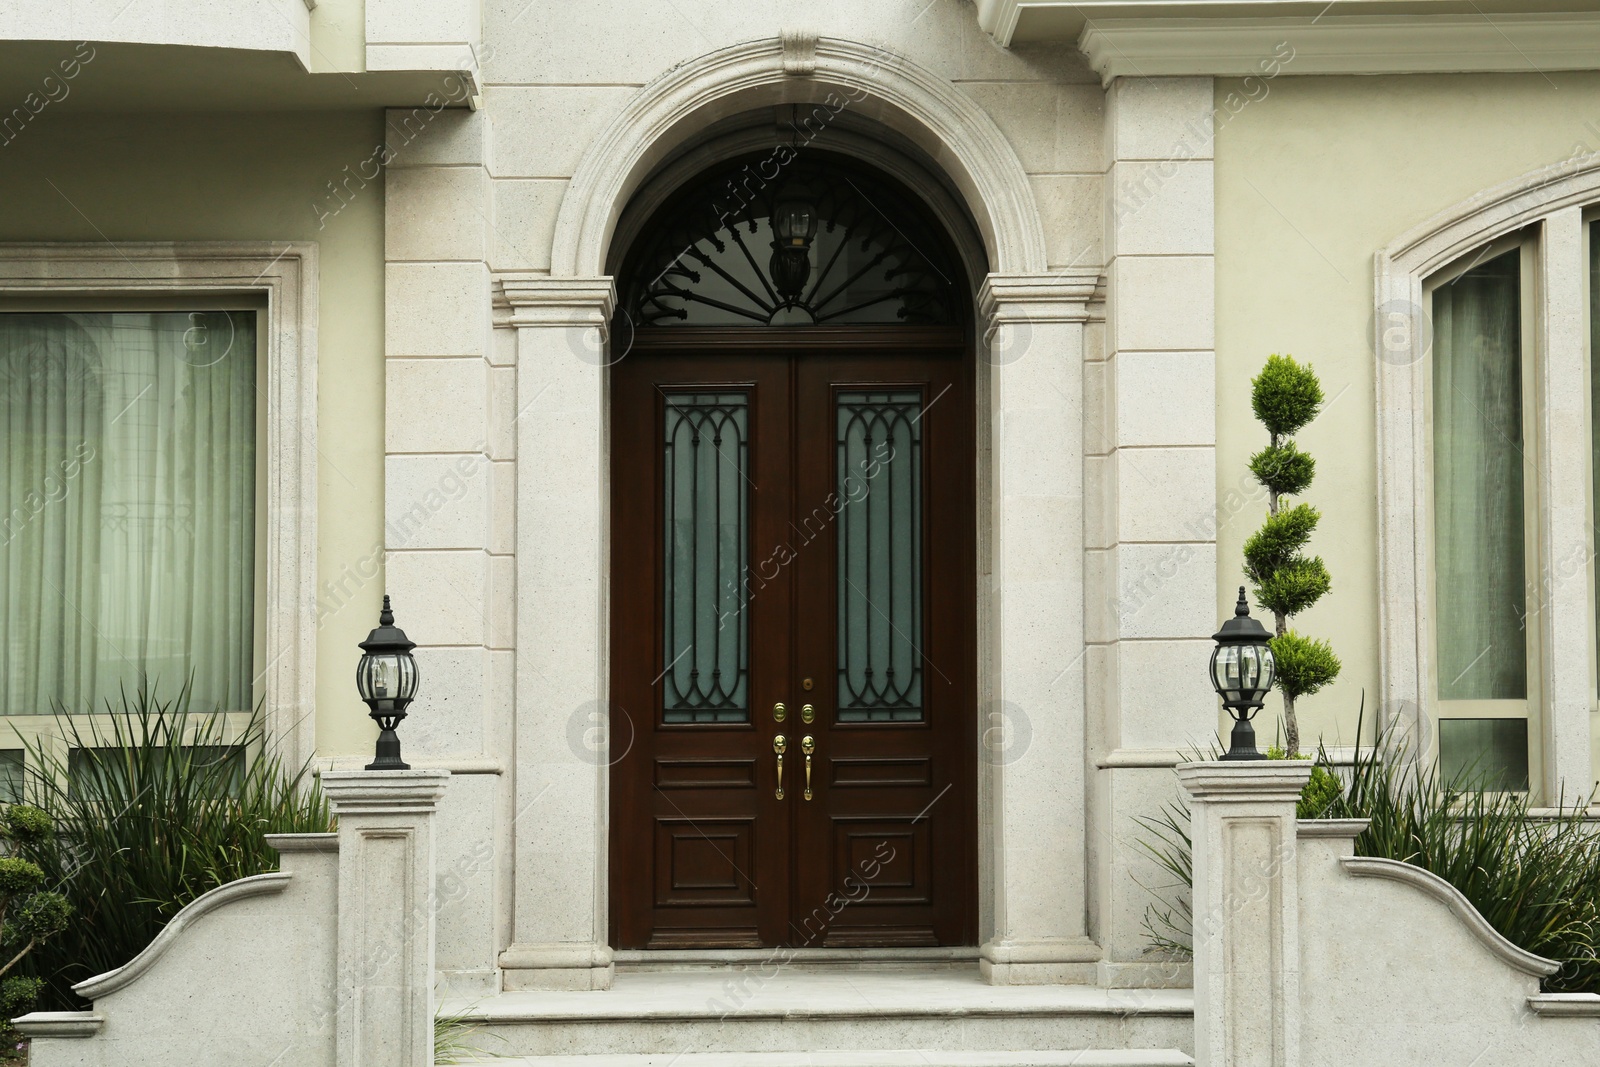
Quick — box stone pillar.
[1177,760,1310,1067]
[978,271,1101,985]
[323,769,451,1067]
[1091,75,1221,984]
[497,275,616,991]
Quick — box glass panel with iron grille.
[837,390,923,722]
[662,393,750,723]
[620,154,957,328]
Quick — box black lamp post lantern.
[357,595,420,771]
[769,188,820,304]
[1210,586,1276,761]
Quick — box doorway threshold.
[614,946,980,973]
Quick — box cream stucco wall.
[0,111,387,758]
[1215,72,1600,769]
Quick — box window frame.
[0,243,319,771]
[1422,233,1543,793]
[1376,164,1600,806]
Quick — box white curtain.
[1432,250,1527,701]
[0,312,256,716]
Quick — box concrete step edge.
[453,1052,1195,1067]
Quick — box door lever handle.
[773,734,787,800]
[802,736,815,801]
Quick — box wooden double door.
[610,331,976,949]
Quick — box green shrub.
[0,803,71,1054]
[1242,354,1342,755]
[12,680,333,1009]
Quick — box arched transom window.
[618,153,961,328]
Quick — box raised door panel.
[610,354,793,950]
[789,349,976,948]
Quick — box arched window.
[617,152,962,328]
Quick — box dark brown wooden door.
[610,332,975,950]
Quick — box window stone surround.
[1375,159,1600,803]
[0,242,320,770]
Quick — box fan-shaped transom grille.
[619,153,960,328]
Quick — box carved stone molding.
[550,35,1048,278]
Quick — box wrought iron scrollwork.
[620,153,958,328]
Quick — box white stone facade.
[7,2,1600,1063]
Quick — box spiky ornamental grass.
[1242,354,1341,756]
[11,680,332,1009]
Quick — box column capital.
[322,768,450,816]
[1177,759,1312,804]
[979,269,1100,331]
[498,274,616,327]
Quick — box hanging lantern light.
[769,187,819,303]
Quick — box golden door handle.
[802,736,815,801]
[773,734,787,800]
[773,702,787,723]
[801,703,816,724]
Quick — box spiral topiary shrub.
[1242,354,1342,756]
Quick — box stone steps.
[439,969,1194,1061]
[457,1053,1194,1066]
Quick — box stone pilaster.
[1092,76,1221,984]
[382,106,505,999]
[497,275,616,991]
[1178,760,1311,1067]
[977,270,1101,984]
[323,769,451,1067]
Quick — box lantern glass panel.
[1210,643,1275,706]
[358,652,418,703]
[774,201,816,245]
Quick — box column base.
[499,942,615,991]
[978,937,1101,985]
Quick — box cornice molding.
[1528,993,1600,1016]
[975,0,1025,47]
[1175,759,1314,802]
[498,275,617,327]
[321,768,451,815]
[980,270,1101,326]
[1079,14,1600,85]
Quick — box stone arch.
[549,33,1049,280]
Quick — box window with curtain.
[1431,247,1531,790]
[0,311,257,718]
